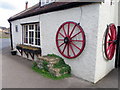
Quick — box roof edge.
[8,2,102,22]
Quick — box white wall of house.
[40,3,100,82]
[118,1,120,26]
[11,20,22,49]
[95,1,118,83]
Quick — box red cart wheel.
[104,24,117,60]
[56,21,85,59]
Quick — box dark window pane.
[29,32,31,37]
[26,38,28,43]
[29,38,31,44]
[24,38,26,43]
[32,38,33,42]
[31,25,34,29]
[38,39,40,45]
[32,32,34,37]
[35,32,37,38]
[38,26,40,31]
[35,39,37,45]
[38,32,40,38]
[35,25,37,32]
[15,25,18,32]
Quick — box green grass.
[32,66,71,80]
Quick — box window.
[23,23,40,47]
[41,0,55,6]
[15,25,18,32]
[24,25,28,43]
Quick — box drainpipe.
[8,21,13,50]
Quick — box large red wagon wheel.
[104,24,117,60]
[56,21,85,59]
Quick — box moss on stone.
[32,66,71,80]
[32,54,71,80]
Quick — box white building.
[8,0,119,83]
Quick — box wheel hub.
[113,40,117,44]
[64,37,70,44]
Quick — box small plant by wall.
[32,54,71,80]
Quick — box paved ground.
[1,38,10,49]
[2,39,118,88]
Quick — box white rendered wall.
[118,1,120,26]
[94,1,118,83]
[11,20,22,49]
[40,4,99,82]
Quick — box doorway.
[115,1,120,68]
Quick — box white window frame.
[22,23,41,48]
[41,0,55,6]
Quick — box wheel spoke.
[62,44,67,54]
[70,44,76,56]
[57,39,64,41]
[106,44,113,52]
[71,40,83,42]
[110,28,113,39]
[59,32,65,38]
[71,31,82,39]
[68,23,70,36]
[71,42,81,51]
[59,43,65,47]
[110,26,115,32]
[108,51,111,59]
[67,43,70,56]
[63,25,67,36]
[108,45,113,58]
[108,33,112,40]
[107,41,113,43]
[111,46,115,57]
[69,24,77,37]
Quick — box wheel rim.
[56,21,86,59]
[104,24,117,60]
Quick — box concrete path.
[2,46,118,88]
[0,38,10,50]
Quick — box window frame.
[41,0,55,6]
[22,23,41,48]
